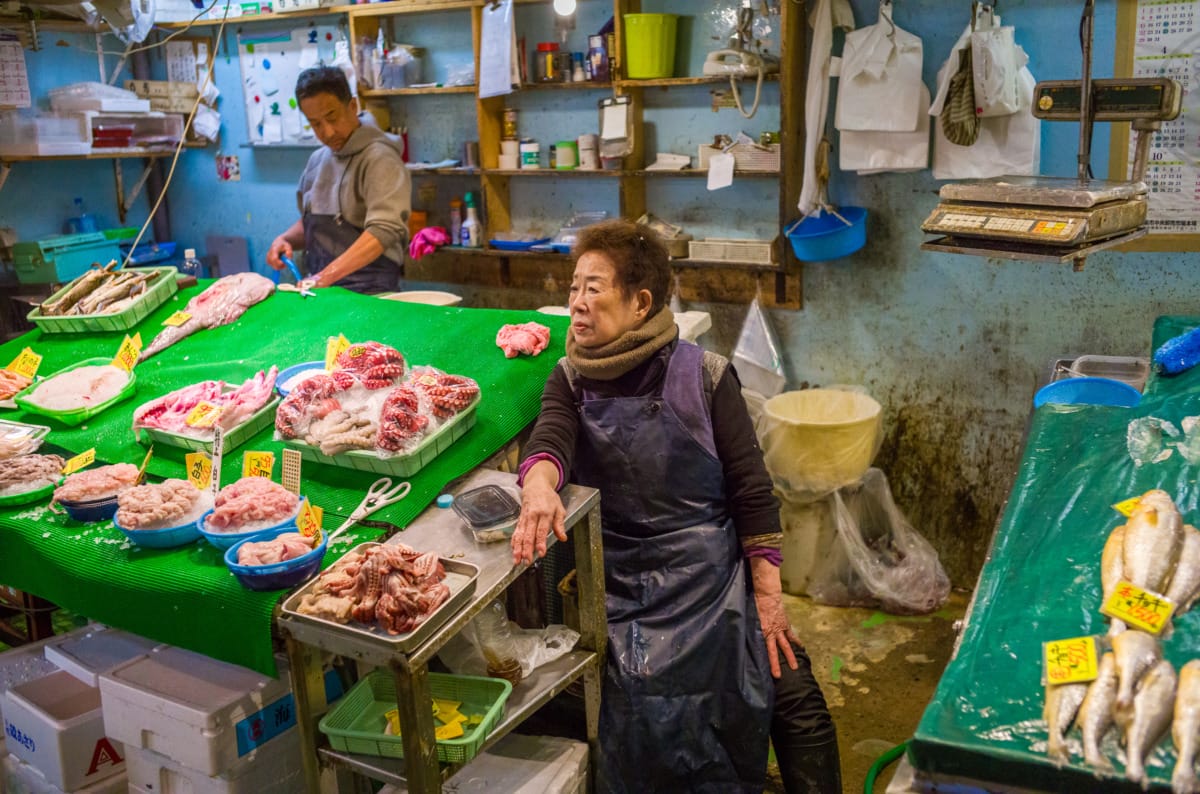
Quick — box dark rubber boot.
[771,640,842,793]
[775,733,843,794]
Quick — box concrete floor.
[764,590,970,794]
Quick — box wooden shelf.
[408,166,480,176]
[361,85,475,97]
[616,73,781,89]
[670,257,783,273]
[347,0,475,18]
[0,149,175,163]
[158,6,346,28]
[516,81,613,91]
[630,169,779,178]
[482,168,622,177]
[436,246,570,260]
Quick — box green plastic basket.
[0,480,56,508]
[319,669,511,765]
[136,395,280,454]
[282,398,478,476]
[13,358,137,427]
[26,266,179,334]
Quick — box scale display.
[926,210,1082,242]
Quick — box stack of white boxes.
[97,645,313,794]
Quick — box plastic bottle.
[72,197,97,234]
[461,192,481,248]
[181,248,202,278]
[474,599,522,685]
[449,198,463,245]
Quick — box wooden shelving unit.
[158,5,346,28]
[361,85,475,97]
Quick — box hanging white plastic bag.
[970,9,1020,118]
[840,83,930,173]
[806,468,951,614]
[732,296,786,398]
[834,4,923,133]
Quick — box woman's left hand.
[749,556,800,679]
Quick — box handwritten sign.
[324,334,351,371]
[1043,635,1099,685]
[210,424,224,497]
[281,449,302,495]
[162,310,192,327]
[185,401,223,428]
[242,451,274,479]
[61,448,95,475]
[185,451,212,490]
[4,347,41,379]
[1113,496,1141,517]
[1101,580,1176,634]
[297,501,323,542]
[112,333,142,373]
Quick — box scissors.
[280,255,316,298]
[327,477,412,543]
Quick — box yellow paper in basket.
[436,722,465,740]
[384,708,400,736]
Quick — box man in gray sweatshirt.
[267,66,411,294]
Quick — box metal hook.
[880,0,895,37]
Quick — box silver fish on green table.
[1102,524,1127,636]
[1076,651,1119,770]
[1125,659,1177,787]
[1114,630,1161,727]
[1123,490,1184,596]
[39,261,119,316]
[1173,659,1200,794]
[1045,680,1087,762]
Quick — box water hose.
[863,741,909,793]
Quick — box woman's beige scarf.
[566,307,677,381]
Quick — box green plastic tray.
[26,266,179,334]
[136,395,280,454]
[13,358,137,427]
[283,399,478,476]
[0,480,56,508]
[319,669,511,765]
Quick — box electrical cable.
[729,67,764,119]
[863,741,908,793]
[76,0,220,58]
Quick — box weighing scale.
[921,75,1181,270]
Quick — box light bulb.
[553,0,576,16]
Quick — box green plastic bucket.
[624,14,678,79]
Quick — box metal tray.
[280,542,479,655]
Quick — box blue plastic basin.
[197,499,304,551]
[59,494,120,523]
[1034,377,1141,409]
[113,512,202,549]
[786,207,868,262]
[276,361,325,398]
[225,526,327,591]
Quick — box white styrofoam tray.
[123,727,303,794]
[98,646,292,777]
[2,671,124,791]
[43,627,159,688]
[1,753,125,794]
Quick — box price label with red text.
[112,333,142,373]
[4,347,41,379]
[297,501,323,542]
[242,451,274,479]
[185,451,212,490]
[185,401,223,428]
[1112,496,1141,517]
[324,334,351,371]
[61,448,95,475]
[162,311,192,327]
[1101,580,1175,634]
[1043,635,1099,685]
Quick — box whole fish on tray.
[40,263,160,317]
[140,273,275,361]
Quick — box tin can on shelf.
[502,108,518,140]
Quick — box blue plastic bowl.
[113,512,203,549]
[59,494,121,523]
[1034,377,1142,409]
[786,207,868,261]
[224,526,327,591]
[197,499,305,551]
[276,361,326,398]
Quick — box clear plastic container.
[535,42,561,82]
[453,485,519,543]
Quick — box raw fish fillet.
[140,273,275,361]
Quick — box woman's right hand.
[512,461,567,565]
[266,236,292,270]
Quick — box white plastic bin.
[43,627,159,688]
[0,115,90,157]
[1,753,125,794]
[380,733,588,794]
[2,671,125,791]
[97,646,292,777]
[123,726,302,794]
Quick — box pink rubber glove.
[496,322,551,358]
[408,227,451,261]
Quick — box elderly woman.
[511,220,840,793]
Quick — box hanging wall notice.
[239,25,338,146]
[0,34,30,108]
[1126,1,1200,234]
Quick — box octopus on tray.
[53,463,140,505]
[335,342,406,390]
[0,454,65,497]
[297,543,451,635]
[205,477,299,533]
[407,367,481,419]
[116,479,209,530]
[377,386,428,451]
[236,532,315,566]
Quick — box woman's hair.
[296,66,353,104]
[572,219,671,314]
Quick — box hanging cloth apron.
[302,192,400,295]
[572,341,774,794]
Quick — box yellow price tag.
[384,708,400,736]
[1113,497,1141,517]
[112,333,143,373]
[61,448,96,475]
[324,334,351,371]
[1101,580,1176,635]
[162,310,192,327]
[185,451,212,490]
[435,722,464,740]
[184,401,223,428]
[242,451,274,479]
[297,501,324,542]
[1043,635,1099,685]
[4,347,41,379]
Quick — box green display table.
[910,316,1200,792]
[0,282,568,675]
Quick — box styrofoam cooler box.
[2,671,125,791]
[125,724,302,794]
[379,734,588,794]
[0,639,64,739]
[97,646,295,777]
[43,627,160,688]
[1,753,125,794]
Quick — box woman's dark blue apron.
[302,160,400,295]
[572,340,773,794]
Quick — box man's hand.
[511,460,566,565]
[749,555,800,678]
[266,236,293,270]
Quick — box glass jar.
[535,42,560,82]
[553,50,573,83]
[502,107,519,140]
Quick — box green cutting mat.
[0,284,568,675]
[910,316,1200,792]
